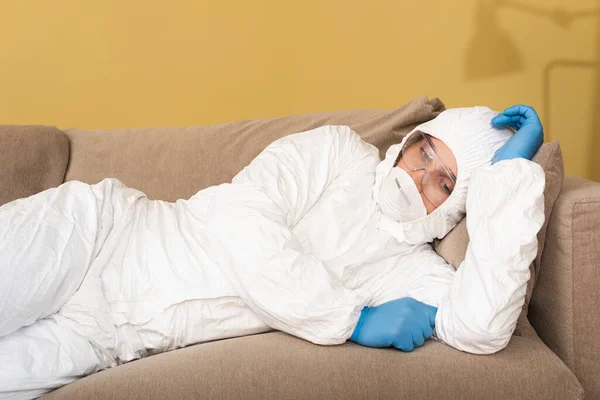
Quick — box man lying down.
[0,105,545,399]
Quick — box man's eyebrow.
[428,138,458,180]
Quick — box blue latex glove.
[350,297,437,351]
[491,104,544,163]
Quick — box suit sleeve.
[203,125,379,345]
[372,158,545,354]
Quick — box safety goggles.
[395,131,457,207]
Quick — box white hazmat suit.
[0,107,545,399]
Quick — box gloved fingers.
[419,317,433,339]
[502,104,541,122]
[393,331,415,352]
[491,114,512,127]
[427,305,437,329]
[411,326,425,347]
[492,114,526,127]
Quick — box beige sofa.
[1,99,598,399]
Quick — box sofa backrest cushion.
[63,96,444,202]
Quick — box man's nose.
[407,168,426,193]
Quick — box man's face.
[395,134,458,214]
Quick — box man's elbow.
[439,327,513,355]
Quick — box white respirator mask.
[378,167,427,222]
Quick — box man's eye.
[420,147,431,162]
[440,179,453,195]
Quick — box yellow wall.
[1,0,599,180]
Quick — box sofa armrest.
[0,125,69,206]
[529,175,600,399]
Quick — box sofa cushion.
[433,141,564,338]
[62,95,444,202]
[42,332,583,400]
[0,125,69,206]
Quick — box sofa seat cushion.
[43,332,583,400]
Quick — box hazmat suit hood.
[374,106,513,245]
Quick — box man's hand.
[350,297,437,351]
[491,104,544,163]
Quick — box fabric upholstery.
[2,99,593,399]
[0,125,69,206]
[433,141,564,338]
[529,176,600,400]
[43,331,583,400]
[62,96,444,202]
